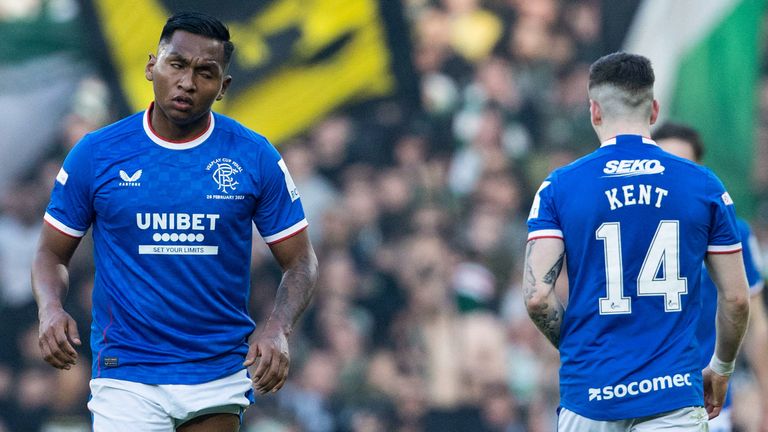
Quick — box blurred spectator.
[276,350,340,432]
[0,0,98,194]
[0,176,46,308]
[282,139,340,245]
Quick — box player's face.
[657,138,697,163]
[145,30,231,134]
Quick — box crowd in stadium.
[1,0,767,431]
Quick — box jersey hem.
[93,363,246,386]
[44,213,86,238]
[559,397,702,421]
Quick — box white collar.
[142,104,214,150]
[600,135,657,148]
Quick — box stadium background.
[0,0,767,430]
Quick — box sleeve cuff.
[263,219,308,244]
[44,212,86,238]
[707,243,742,254]
[527,229,564,241]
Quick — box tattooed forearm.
[270,251,318,333]
[527,300,562,347]
[542,252,565,285]
[525,240,537,287]
[522,238,565,348]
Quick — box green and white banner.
[625,0,767,216]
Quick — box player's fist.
[244,321,291,394]
[702,366,729,419]
[38,306,81,370]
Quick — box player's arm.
[702,251,750,418]
[523,237,566,348]
[31,223,83,370]
[245,229,318,394]
[744,290,768,431]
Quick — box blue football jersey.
[527,134,741,420]
[697,218,764,409]
[45,105,308,384]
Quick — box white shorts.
[88,369,253,432]
[558,406,709,432]
[707,407,731,432]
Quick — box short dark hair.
[589,52,654,91]
[588,52,655,119]
[652,122,705,162]
[160,12,235,65]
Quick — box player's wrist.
[38,301,66,319]
[264,317,292,337]
[709,353,736,376]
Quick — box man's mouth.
[171,96,193,110]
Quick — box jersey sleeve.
[527,174,562,241]
[739,220,765,295]
[44,135,95,237]
[252,143,308,244]
[705,171,741,255]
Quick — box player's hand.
[243,321,290,394]
[38,306,81,370]
[702,366,729,419]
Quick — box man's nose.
[177,70,195,91]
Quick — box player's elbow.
[722,286,750,312]
[733,293,750,316]
[524,289,550,314]
[719,287,750,326]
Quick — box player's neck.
[149,103,211,142]
[595,122,651,143]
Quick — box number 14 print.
[596,221,688,315]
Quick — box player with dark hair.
[654,122,768,432]
[653,122,705,162]
[32,11,318,431]
[524,52,750,430]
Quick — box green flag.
[625,0,766,216]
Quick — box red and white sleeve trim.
[44,212,86,238]
[263,219,308,244]
[527,229,564,241]
[707,243,742,254]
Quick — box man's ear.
[589,99,602,126]
[145,53,157,81]
[650,99,660,125]
[216,75,232,101]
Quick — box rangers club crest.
[206,158,243,194]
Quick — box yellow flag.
[93,0,396,144]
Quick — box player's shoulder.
[69,111,144,155]
[84,111,144,143]
[212,112,274,150]
[655,149,710,174]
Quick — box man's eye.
[170,63,183,69]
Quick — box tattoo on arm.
[542,252,565,285]
[524,240,537,288]
[527,300,562,347]
[271,251,317,332]
[523,241,565,348]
